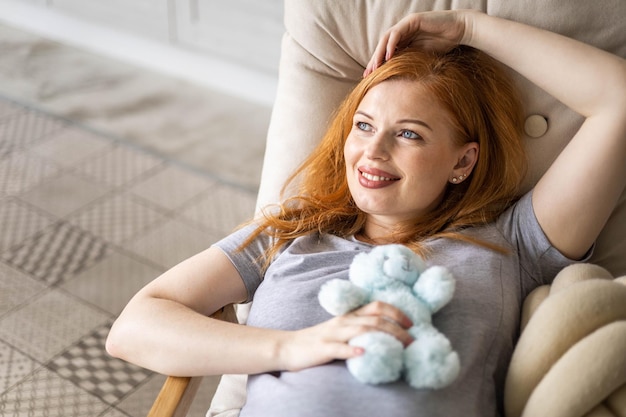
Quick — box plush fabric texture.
[209,1,626,415]
[318,244,460,389]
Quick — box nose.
[365,132,391,160]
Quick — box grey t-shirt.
[214,192,582,417]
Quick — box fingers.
[364,15,419,77]
[281,329,364,372]
[281,301,413,372]
[354,300,413,328]
[364,34,390,77]
[363,11,468,77]
[340,301,414,346]
[364,30,405,76]
[324,342,365,361]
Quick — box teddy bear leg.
[346,331,404,385]
[403,325,460,389]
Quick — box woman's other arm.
[106,246,413,376]
[106,246,275,376]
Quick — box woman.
[106,10,626,416]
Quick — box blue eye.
[400,130,421,140]
[356,121,372,131]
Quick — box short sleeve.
[496,191,594,286]
[212,224,272,302]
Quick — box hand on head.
[364,10,473,77]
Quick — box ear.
[450,142,479,184]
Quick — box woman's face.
[344,79,477,230]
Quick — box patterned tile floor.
[0,97,258,416]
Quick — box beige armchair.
[148,1,626,416]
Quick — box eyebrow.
[355,111,433,131]
[398,118,433,131]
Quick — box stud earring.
[451,173,467,184]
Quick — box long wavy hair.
[244,46,527,262]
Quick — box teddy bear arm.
[318,279,370,316]
[413,266,456,313]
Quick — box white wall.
[0,0,282,105]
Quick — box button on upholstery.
[524,114,549,138]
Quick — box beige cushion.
[505,265,626,417]
[210,1,626,415]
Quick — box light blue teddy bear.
[318,244,460,389]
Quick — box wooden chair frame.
[147,304,238,417]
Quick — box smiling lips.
[358,167,400,189]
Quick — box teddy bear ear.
[349,251,386,288]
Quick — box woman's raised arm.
[367,10,626,259]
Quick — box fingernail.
[354,347,365,356]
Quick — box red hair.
[245,46,526,261]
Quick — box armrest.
[147,304,238,417]
[148,376,203,417]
